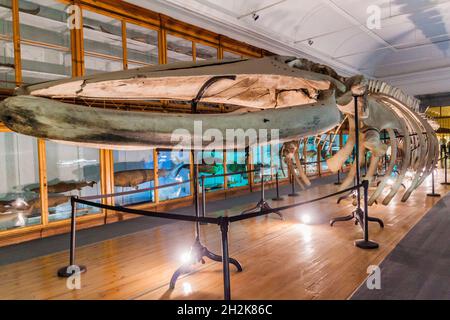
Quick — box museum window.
[125,22,158,69]
[302,136,317,176]
[226,149,249,189]
[45,141,101,221]
[0,0,15,87]
[0,132,41,230]
[19,0,72,84]
[83,10,123,74]
[157,150,191,201]
[195,42,217,61]
[113,149,154,206]
[222,50,242,60]
[197,150,225,192]
[252,145,272,183]
[319,133,329,173]
[272,143,287,179]
[167,33,193,63]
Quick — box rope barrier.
[74,183,362,225]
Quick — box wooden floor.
[0,171,448,300]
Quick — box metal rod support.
[220,219,231,300]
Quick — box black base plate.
[354,240,379,249]
[57,265,87,278]
[427,193,441,197]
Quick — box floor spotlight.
[301,214,312,224]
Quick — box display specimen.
[0,55,439,206]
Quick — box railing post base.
[354,240,379,249]
[57,265,87,278]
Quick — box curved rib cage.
[0,56,439,205]
[324,80,439,205]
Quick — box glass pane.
[272,143,287,178]
[320,133,329,172]
[226,150,249,188]
[223,51,242,60]
[0,133,41,230]
[83,10,123,74]
[342,134,354,166]
[252,145,272,183]
[167,34,192,63]
[46,141,101,221]
[19,0,71,84]
[157,150,190,201]
[0,1,15,87]
[113,150,154,206]
[305,137,318,175]
[197,150,224,192]
[195,43,217,61]
[126,23,158,67]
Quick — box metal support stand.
[288,173,299,197]
[169,151,242,290]
[334,169,342,185]
[272,172,284,201]
[241,159,283,219]
[57,196,87,277]
[427,167,441,197]
[330,95,384,229]
[355,180,379,249]
[441,153,450,186]
[219,217,231,300]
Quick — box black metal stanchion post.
[219,218,231,300]
[272,172,284,201]
[169,151,242,289]
[200,175,207,224]
[288,173,299,197]
[57,196,87,277]
[427,165,441,197]
[330,95,384,229]
[240,147,283,218]
[355,180,379,249]
[441,153,450,185]
[334,169,342,185]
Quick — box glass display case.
[342,134,354,165]
[113,150,154,206]
[252,145,272,183]
[19,0,71,84]
[304,136,318,175]
[0,133,41,230]
[271,143,287,178]
[46,141,101,221]
[197,150,224,192]
[195,43,217,61]
[319,133,329,173]
[126,23,158,68]
[83,10,123,74]
[226,149,249,188]
[157,150,190,201]
[167,34,193,63]
[0,0,15,87]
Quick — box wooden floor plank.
[0,171,448,300]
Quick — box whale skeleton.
[0,56,438,205]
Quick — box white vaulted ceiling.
[128,0,450,96]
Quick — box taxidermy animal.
[114,167,178,188]
[30,181,96,194]
[0,55,438,205]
